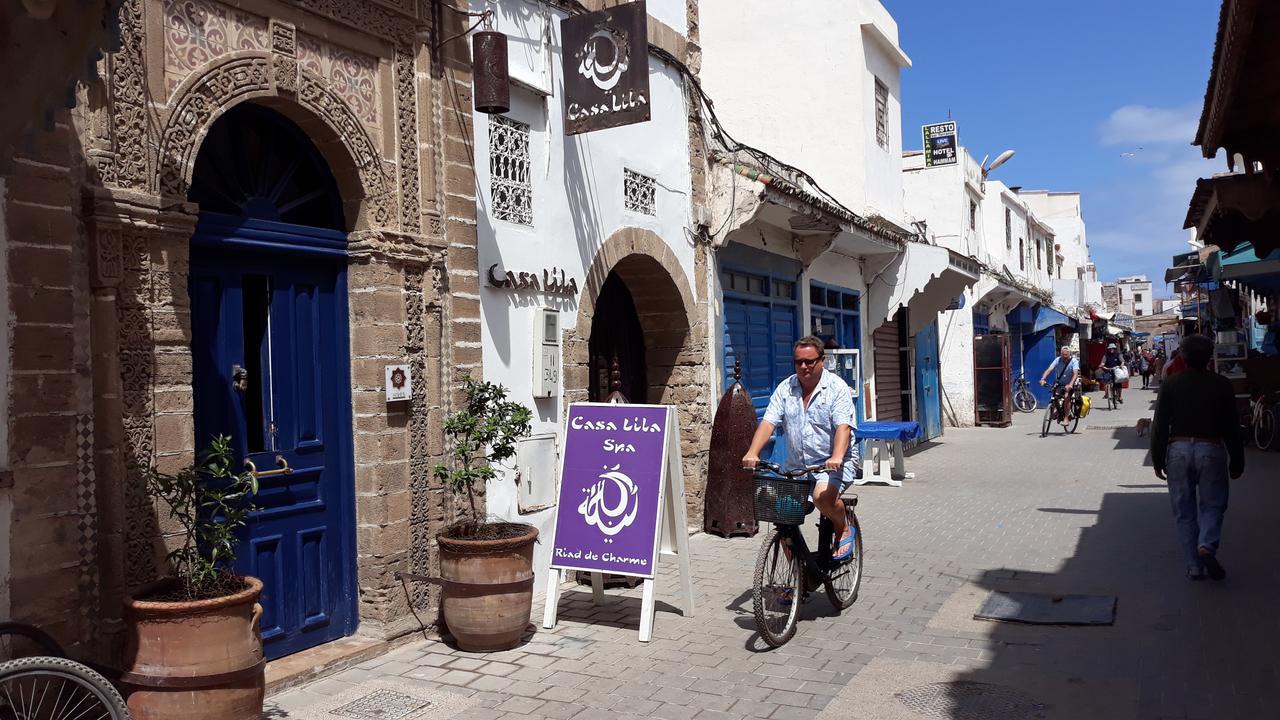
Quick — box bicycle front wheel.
[1013,389,1036,414]
[825,507,863,610]
[0,656,130,720]
[752,528,802,648]
[1041,402,1054,437]
[1256,406,1276,451]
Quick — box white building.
[1020,191,1104,313]
[474,0,703,584]
[698,0,975,443]
[1116,275,1154,317]
[903,147,1078,424]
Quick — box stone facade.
[3,0,479,662]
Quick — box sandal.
[775,588,811,606]
[833,530,856,561]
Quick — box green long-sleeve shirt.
[1150,368,1244,476]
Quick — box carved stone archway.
[156,52,395,231]
[566,227,710,522]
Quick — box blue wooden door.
[190,217,357,660]
[723,299,797,465]
[914,321,943,440]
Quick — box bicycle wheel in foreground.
[826,507,863,610]
[1014,389,1036,414]
[1256,406,1276,451]
[0,656,130,720]
[753,528,802,648]
[1041,402,1054,437]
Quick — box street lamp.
[981,149,1016,178]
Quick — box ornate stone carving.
[74,414,101,646]
[404,269,431,609]
[119,233,160,586]
[292,0,406,41]
[92,227,123,287]
[164,0,271,94]
[270,19,296,56]
[396,43,421,234]
[273,54,299,96]
[101,0,152,190]
[298,73,396,226]
[348,230,434,263]
[297,33,379,128]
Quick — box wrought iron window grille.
[624,168,657,216]
[489,115,533,225]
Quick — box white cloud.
[1100,103,1201,146]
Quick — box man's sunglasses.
[794,357,824,368]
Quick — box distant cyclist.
[1039,346,1081,422]
[1099,343,1125,404]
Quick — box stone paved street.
[267,385,1280,720]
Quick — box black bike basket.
[753,475,810,525]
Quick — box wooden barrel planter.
[121,576,265,720]
[438,524,538,652]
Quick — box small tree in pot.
[433,376,535,651]
[121,435,266,720]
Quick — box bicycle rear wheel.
[0,656,130,719]
[0,623,64,661]
[825,507,863,610]
[1256,405,1276,451]
[752,528,802,648]
[1013,388,1036,414]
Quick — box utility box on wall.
[533,308,561,398]
[516,433,558,513]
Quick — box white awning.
[867,243,980,333]
[1106,323,1125,336]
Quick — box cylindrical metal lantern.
[472,30,510,115]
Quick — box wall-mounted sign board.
[561,1,651,135]
[542,402,694,641]
[922,121,958,167]
[385,364,411,402]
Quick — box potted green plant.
[120,435,265,720]
[433,376,535,651]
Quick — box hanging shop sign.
[922,121,959,167]
[561,0,650,135]
[487,264,579,295]
[543,402,694,641]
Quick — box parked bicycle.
[0,622,131,719]
[1013,374,1037,413]
[750,462,862,648]
[1249,392,1278,451]
[1040,382,1079,437]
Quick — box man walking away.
[1141,348,1155,389]
[1150,334,1244,581]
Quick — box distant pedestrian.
[1140,348,1154,389]
[1150,334,1244,581]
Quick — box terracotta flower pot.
[438,524,538,652]
[121,576,265,720]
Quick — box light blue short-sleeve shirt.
[763,369,859,489]
[1045,356,1080,385]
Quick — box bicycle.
[1249,392,1278,451]
[0,622,131,719]
[750,462,862,648]
[1012,374,1037,414]
[1097,370,1118,411]
[1040,382,1079,437]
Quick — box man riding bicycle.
[1098,343,1124,404]
[1039,345,1081,422]
[742,336,858,561]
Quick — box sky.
[881,0,1222,296]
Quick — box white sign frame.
[541,404,695,642]
[384,363,411,402]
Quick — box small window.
[489,115,532,225]
[1004,207,1011,249]
[874,78,889,149]
[841,293,859,311]
[623,168,656,216]
[1018,239,1025,271]
[774,280,795,299]
[969,200,977,231]
[1035,239,1042,270]
[1134,293,1143,302]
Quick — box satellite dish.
[987,150,1016,173]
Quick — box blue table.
[855,421,922,487]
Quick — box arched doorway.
[588,272,648,403]
[188,103,357,659]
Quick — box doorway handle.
[231,364,249,393]
[244,454,292,479]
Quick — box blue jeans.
[1165,441,1230,569]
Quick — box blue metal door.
[913,321,943,440]
[723,299,798,465]
[190,216,357,660]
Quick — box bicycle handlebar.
[752,461,829,479]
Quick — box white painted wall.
[1117,276,1153,317]
[474,0,695,588]
[699,0,910,224]
[1020,191,1101,309]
